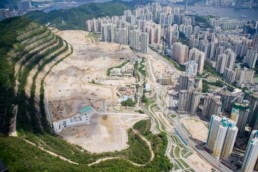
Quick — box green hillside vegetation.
[0,16,72,135]
[106,60,129,76]
[25,2,133,30]
[0,17,33,134]
[0,120,172,171]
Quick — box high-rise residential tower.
[241,132,258,172]
[207,116,238,160]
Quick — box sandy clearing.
[182,118,208,143]
[44,30,143,153]
[59,114,148,153]
[188,153,213,172]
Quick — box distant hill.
[25,2,133,30]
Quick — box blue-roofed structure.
[80,106,94,114]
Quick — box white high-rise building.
[213,124,228,159]
[207,115,222,149]
[221,125,238,159]
[243,49,258,69]
[249,130,258,143]
[216,49,236,74]
[216,53,227,74]
[189,48,205,74]
[241,133,258,172]
[172,42,189,65]
[129,29,140,50]
[185,60,198,77]
[207,116,238,160]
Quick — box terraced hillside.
[0,17,73,135]
[0,17,172,171]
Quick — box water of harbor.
[175,5,258,21]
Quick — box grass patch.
[106,60,129,76]
[1,119,173,171]
[86,32,100,42]
[89,79,101,85]
[121,98,136,107]
[174,146,180,158]
[179,159,190,168]
[204,62,222,78]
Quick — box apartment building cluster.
[209,17,247,30]
[188,30,257,88]
[0,0,33,20]
[86,3,257,90]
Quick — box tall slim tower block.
[207,116,238,160]
[230,100,250,135]
[241,133,258,172]
[207,115,222,149]
[221,125,238,159]
[213,124,228,159]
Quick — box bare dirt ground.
[59,114,147,153]
[182,117,208,143]
[188,153,213,172]
[44,30,144,153]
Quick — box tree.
[121,98,136,107]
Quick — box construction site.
[44,30,147,153]
[42,30,215,171]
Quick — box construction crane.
[230,92,244,103]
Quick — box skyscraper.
[188,48,205,74]
[213,123,228,159]
[129,29,140,50]
[207,117,238,160]
[216,54,227,74]
[243,48,258,69]
[178,89,200,115]
[230,100,250,135]
[140,32,148,54]
[172,42,189,65]
[185,60,198,77]
[207,115,222,149]
[241,133,258,172]
[202,95,222,120]
[221,125,238,159]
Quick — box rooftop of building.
[79,106,94,114]
[221,118,235,127]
